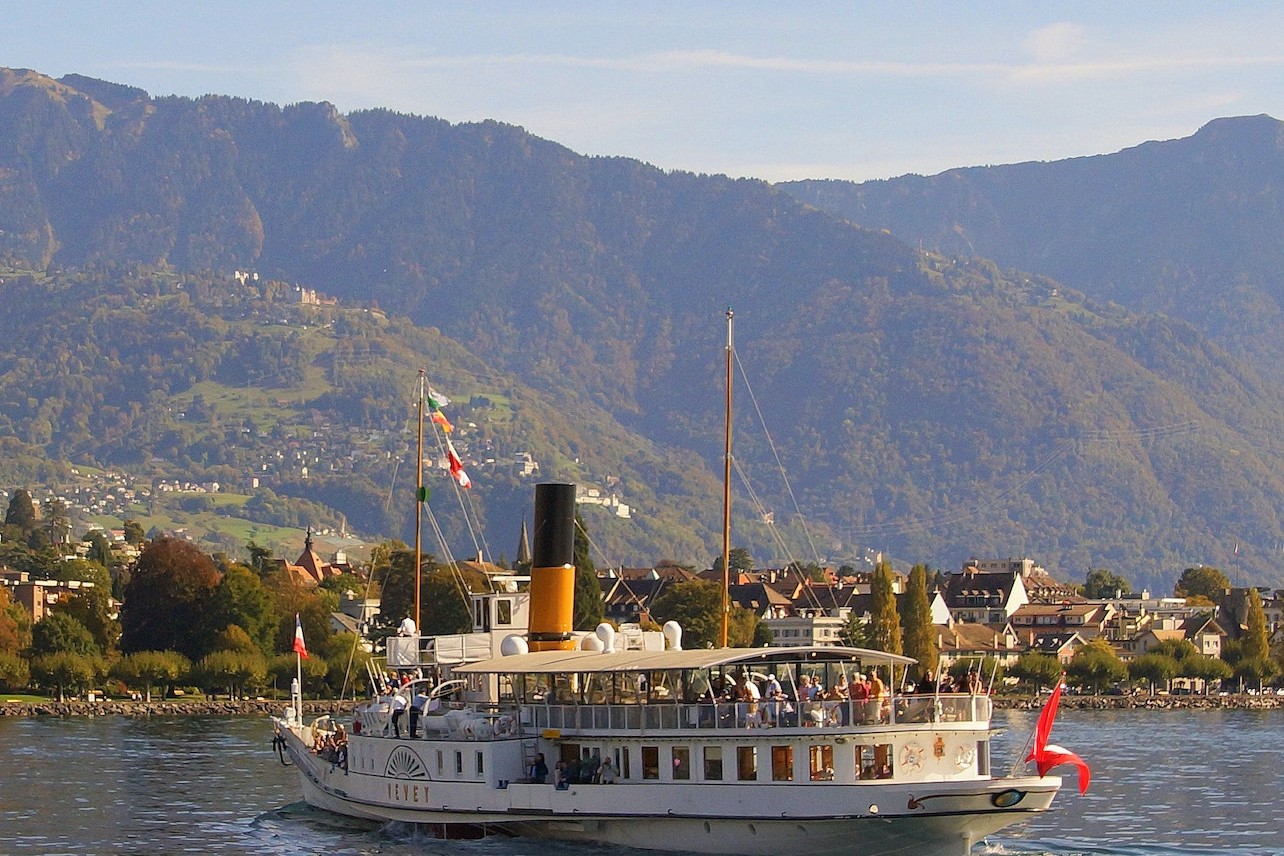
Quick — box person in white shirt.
[390,689,408,738]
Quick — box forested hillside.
[781,115,1284,388]
[2,68,1283,589]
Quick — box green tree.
[84,530,115,568]
[712,547,754,575]
[42,498,71,548]
[839,611,874,648]
[119,537,222,660]
[1184,654,1232,694]
[31,612,98,657]
[245,540,273,576]
[1010,652,1064,693]
[208,564,275,655]
[122,519,146,546]
[53,565,119,654]
[212,624,260,655]
[899,564,937,680]
[30,651,103,702]
[1128,653,1177,695]
[1174,566,1230,601]
[4,488,37,534]
[0,585,29,654]
[109,650,191,701]
[868,559,902,655]
[193,649,267,699]
[573,512,604,631]
[1066,640,1127,694]
[270,652,330,696]
[0,651,30,691]
[650,579,756,648]
[1082,567,1131,599]
[1243,588,1271,663]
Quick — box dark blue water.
[0,709,1280,855]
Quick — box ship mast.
[414,369,426,632]
[720,308,733,648]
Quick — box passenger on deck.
[409,687,430,738]
[390,688,408,738]
[866,668,886,723]
[529,752,549,783]
[762,673,783,725]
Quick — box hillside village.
[596,556,1281,686]
[11,507,1279,695]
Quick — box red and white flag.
[292,613,309,659]
[1026,678,1090,793]
[445,438,472,488]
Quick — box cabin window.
[810,745,834,781]
[856,744,894,779]
[672,746,691,780]
[497,599,513,626]
[642,746,660,780]
[615,746,631,779]
[455,751,463,775]
[476,751,485,776]
[703,746,723,781]
[771,745,793,782]
[736,746,757,781]
[437,750,444,774]
[474,599,486,630]
[977,740,990,775]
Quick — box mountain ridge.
[1,68,1282,590]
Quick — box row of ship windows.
[553,742,897,783]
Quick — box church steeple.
[516,517,532,567]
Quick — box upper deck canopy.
[452,645,915,676]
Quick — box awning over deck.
[452,645,915,676]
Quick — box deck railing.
[524,693,991,734]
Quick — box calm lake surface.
[0,708,1280,855]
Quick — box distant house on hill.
[1009,602,1115,644]
[937,621,1023,669]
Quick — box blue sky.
[10,2,1284,182]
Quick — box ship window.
[771,745,793,781]
[703,746,723,781]
[476,751,484,775]
[497,599,513,626]
[455,751,463,775]
[977,740,990,776]
[810,745,834,781]
[856,743,894,779]
[437,750,444,774]
[642,746,660,779]
[672,746,691,780]
[736,746,757,781]
[616,746,631,779]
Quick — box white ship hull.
[275,716,1059,856]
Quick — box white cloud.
[1023,23,1088,64]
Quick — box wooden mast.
[414,369,425,632]
[720,308,733,648]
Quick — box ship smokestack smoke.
[528,483,577,651]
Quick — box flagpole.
[719,308,733,649]
[295,649,303,723]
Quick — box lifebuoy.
[899,743,925,771]
[955,746,976,769]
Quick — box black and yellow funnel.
[527,483,577,652]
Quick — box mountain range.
[1,67,1282,591]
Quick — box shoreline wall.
[0,699,356,717]
[2,694,1280,717]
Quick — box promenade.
[4,694,1280,717]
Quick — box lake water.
[0,708,1280,855]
